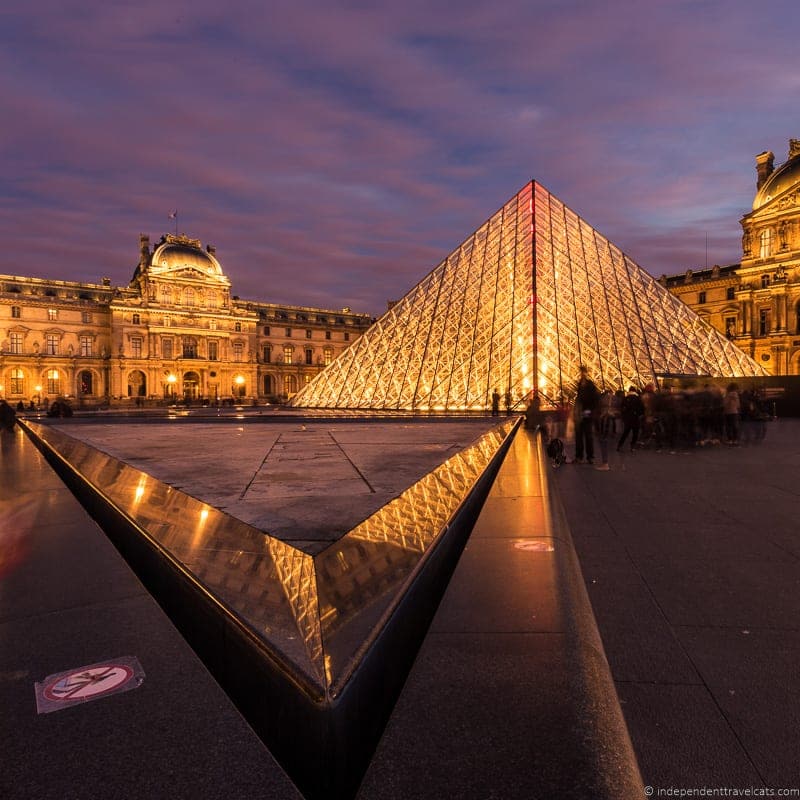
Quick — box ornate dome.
[151,234,223,276]
[753,145,800,211]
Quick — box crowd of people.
[528,369,772,468]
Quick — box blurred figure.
[723,383,741,445]
[617,387,644,452]
[0,399,16,432]
[572,366,599,464]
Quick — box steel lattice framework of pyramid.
[292,181,766,410]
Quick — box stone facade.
[664,140,800,376]
[0,233,372,407]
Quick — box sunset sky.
[2,1,797,316]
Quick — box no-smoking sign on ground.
[35,656,145,714]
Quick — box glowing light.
[234,375,245,385]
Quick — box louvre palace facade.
[664,139,800,376]
[0,233,372,407]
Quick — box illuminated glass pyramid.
[292,181,766,410]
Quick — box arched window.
[263,374,274,395]
[10,368,24,395]
[796,300,800,334]
[127,370,146,397]
[760,228,774,259]
[79,370,94,395]
[284,375,297,395]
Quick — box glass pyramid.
[292,181,766,410]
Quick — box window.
[344,332,350,341]
[132,313,141,325]
[726,287,736,300]
[46,369,61,395]
[162,338,173,359]
[323,347,333,366]
[235,322,242,332]
[725,317,737,338]
[305,348,313,365]
[185,288,195,307]
[285,327,292,337]
[79,336,92,357]
[264,326,271,336]
[47,309,58,321]
[698,291,706,304]
[209,320,217,330]
[263,345,271,363]
[82,311,92,323]
[182,338,197,358]
[325,330,331,340]
[283,346,293,365]
[759,309,771,336]
[761,274,770,288]
[10,333,23,354]
[10,368,24,395]
[233,342,244,361]
[208,340,218,361]
[284,375,297,394]
[11,306,21,318]
[131,337,143,358]
[305,329,312,339]
[79,370,93,395]
[161,285,170,304]
[760,229,773,259]
[45,334,59,355]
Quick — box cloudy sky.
[1,0,797,316]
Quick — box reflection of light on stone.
[133,476,147,504]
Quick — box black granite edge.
[534,430,645,797]
[318,418,523,800]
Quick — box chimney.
[756,151,775,189]
[139,233,150,265]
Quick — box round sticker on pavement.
[35,656,144,714]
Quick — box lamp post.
[234,374,245,403]
[167,373,177,404]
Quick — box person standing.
[617,387,644,452]
[573,366,599,464]
[491,388,500,416]
[723,383,741,445]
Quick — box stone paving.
[11,412,800,795]
[553,419,800,793]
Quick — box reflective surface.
[28,419,514,695]
[292,181,766,410]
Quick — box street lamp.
[166,373,177,403]
[34,384,42,409]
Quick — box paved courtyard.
[553,418,800,793]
